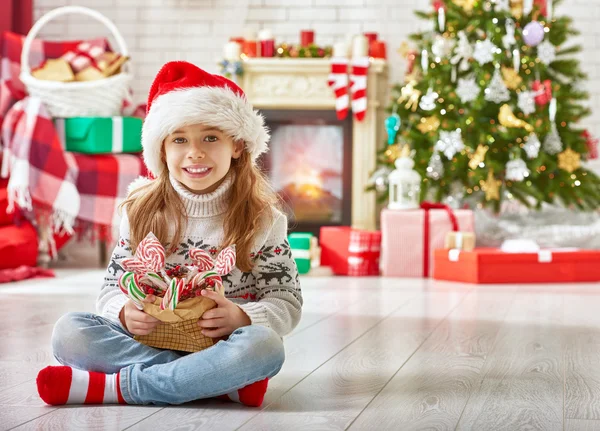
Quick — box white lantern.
[387,146,421,210]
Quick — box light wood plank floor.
[2,270,600,430]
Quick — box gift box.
[0,222,38,269]
[320,226,381,276]
[55,117,142,154]
[288,232,313,274]
[433,248,600,284]
[381,203,475,277]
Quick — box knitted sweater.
[96,173,303,337]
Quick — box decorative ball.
[523,21,545,47]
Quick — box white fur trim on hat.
[141,86,269,177]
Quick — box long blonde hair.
[121,150,279,272]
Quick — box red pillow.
[0,188,14,226]
[0,222,38,269]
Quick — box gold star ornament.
[384,143,402,162]
[481,169,501,201]
[454,0,476,12]
[557,148,581,173]
[417,116,441,133]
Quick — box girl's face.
[164,124,244,194]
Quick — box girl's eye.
[173,137,187,144]
[204,135,218,143]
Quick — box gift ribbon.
[112,117,123,153]
[420,202,459,277]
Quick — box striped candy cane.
[350,57,369,122]
[328,57,349,120]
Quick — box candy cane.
[119,271,134,294]
[191,270,220,289]
[127,275,146,309]
[214,246,236,275]
[137,232,166,272]
[119,258,148,274]
[142,272,168,292]
[161,279,176,311]
[189,248,213,271]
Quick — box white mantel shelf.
[239,57,389,231]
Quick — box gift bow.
[420,202,460,277]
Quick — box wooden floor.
[2,271,600,431]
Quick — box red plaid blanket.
[0,31,147,239]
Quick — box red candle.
[370,40,387,59]
[242,40,258,57]
[230,37,244,45]
[260,39,275,57]
[363,32,378,44]
[300,30,314,47]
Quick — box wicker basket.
[19,6,133,118]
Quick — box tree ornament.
[468,144,489,170]
[511,0,524,18]
[499,104,534,131]
[419,88,439,111]
[537,40,556,65]
[368,167,393,192]
[506,157,530,182]
[481,169,501,201]
[523,21,545,46]
[532,79,552,106]
[450,31,474,72]
[435,129,465,160]
[385,112,401,145]
[544,124,563,155]
[523,133,541,158]
[503,19,517,49]
[495,0,511,12]
[438,5,446,32]
[417,116,441,133]
[513,47,521,72]
[582,130,599,160]
[385,143,402,162]
[454,0,476,11]
[397,80,422,112]
[388,145,421,210]
[426,151,445,180]
[474,39,498,65]
[501,65,522,90]
[485,68,510,103]
[517,91,537,115]
[557,148,581,173]
[421,49,429,75]
[523,0,534,15]
[432,36,456,59]
[456,77,481,103]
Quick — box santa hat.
[141,61,269,177]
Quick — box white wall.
[34,0,600,162]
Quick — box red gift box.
[434,248,600,284]
[320,226,381,276]
[0,221,38,269]
[381,203,474,278]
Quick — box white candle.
[333,42,349,58]
[421,49,429,75]
[223,41,241,60]
[352,35,368,58]
[438,8,445,32]
[258,29,273,41]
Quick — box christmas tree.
[370,0,600,211]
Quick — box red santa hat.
[141,61,269,177]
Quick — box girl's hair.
[121,147,279,272]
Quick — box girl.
[36,61,302,407]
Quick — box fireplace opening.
[257,109,353,236]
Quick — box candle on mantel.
[258,29,275,57]
[223,41,241,61]
[352,35,368,58]
[333,41,349,57]
[370,40,387,59]
[300,30,314,47]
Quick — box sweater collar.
[169,171,233,217]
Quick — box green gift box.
[56,117,143,154]
[288,232,313,275]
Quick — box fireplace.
[258,110,352,235]
[240,58,389,232]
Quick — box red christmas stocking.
[327,57,349,120]
[350,57,369,122]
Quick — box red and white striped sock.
[328,57,349,120]
[350,56,369,122]
[36,366,126,405]
[217,377,269,407]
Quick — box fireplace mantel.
[240,58,389,231]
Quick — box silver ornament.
[419,88,439,111]
[426,151,444,180]
[368,167,392,192]
[474,39,498,65]
[523,133,541,159]
[432,35,456,60]
[505,158,530,182]
[450,31,473,72]
[544,123,563,155]
[435,129,465,160]
[518,91,536,115]
[484,68,510,103]
[494,0,511,12]
[537,40,556,65]
[456,77,481,103]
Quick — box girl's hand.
[119,295,161,336]
[198,289,251,338]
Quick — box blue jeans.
[51,312,285,405]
